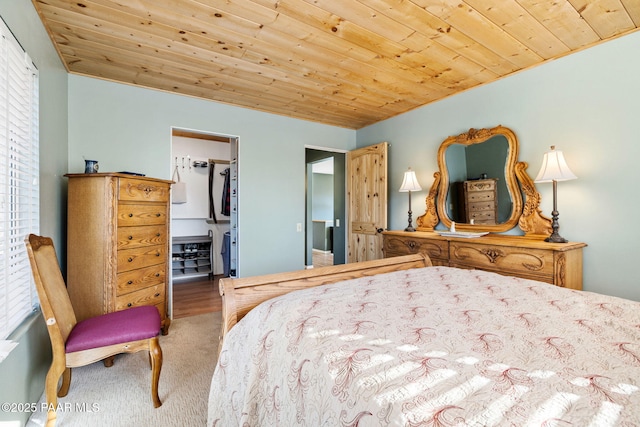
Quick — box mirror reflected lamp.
[534,146,577,243]
[399,167,422,232]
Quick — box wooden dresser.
[383,230,586,290]
[65,173,172,334]
[456,178,498,225]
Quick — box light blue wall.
[0,1,69,425]
[358,30,640,301]
[312,173,334,221]
[67,75,357,277]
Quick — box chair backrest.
[25,234,77,351]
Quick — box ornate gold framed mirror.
[416,125,553,238]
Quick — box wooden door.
[347,142,388,263]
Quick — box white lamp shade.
[399,168,422,192]
[534,146,577,183]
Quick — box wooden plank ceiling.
[33,0,640,129]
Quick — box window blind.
[0,18,40,340]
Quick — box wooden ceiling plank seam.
[356,0,516,77]
[31,0,72,73]
[126,0,463,94]
[57,42,407,115]
[37,3,429,106]
[248,0,482,92]
[299,0,508,87]
[56,33,427,117]
[462,0,571,59]
[412,0,544,68]
[621,0,640,26]
[298,0,417,42]
[65,58,374,128]
[304,19,480,91]
[515,0,602,49]
[568,0,637,38]
[52,0,456,102]
[265,0,490,90]
[46,20,407,111]
[190,0,512,101]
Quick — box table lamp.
[399,167,422,232]
[534,146,577,243]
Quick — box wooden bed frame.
[218,253,432,350]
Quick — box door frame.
[305,146,347,267]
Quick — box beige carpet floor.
[27,311,221,427]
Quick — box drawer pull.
[128,235,133,240]
[156,213,161,217]
[156,233,161,237]
[407,241,417,250]
[156,252,161,257]
[128,213,133,217]
[127,303,133,307]
[128,257,133,262]
[155,273,160,277]
[154,293,160,298]
[127,280,133,285]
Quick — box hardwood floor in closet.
[173,251,334,319]
[172,275,222,319]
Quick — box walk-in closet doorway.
[170,128,238,319]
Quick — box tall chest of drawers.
[457,178,498,225]
[65,173,172,334]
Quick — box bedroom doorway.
[170,128,237,319]
[305,148,346,268]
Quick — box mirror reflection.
[419,126,550,235]
[431,126,524,233]
[445,135,511,224]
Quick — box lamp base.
[546,209,568,243]
[405,207,416,232]
[545,233,568,243]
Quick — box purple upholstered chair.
[25,234,162,427]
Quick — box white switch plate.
[296,223,302,232]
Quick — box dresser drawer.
[118,178,170,202]
[115,283,165,311]
[118,203,167,226]
[465,180,496,192]
[383,235,448,263]
[467,191,495,203]
[468,210,496,224]
[117,264,166,295]
[117,244,166,273]
[469,201,496,212]
[449,241,554,281]
[117,224,167,249]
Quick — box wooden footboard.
[218,253,432,351]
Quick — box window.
[0,18,39,340]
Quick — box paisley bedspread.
[208,266,640,426]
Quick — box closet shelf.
[172,235,213,281]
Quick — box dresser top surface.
[383,230,587,251]
[65,173,173,184]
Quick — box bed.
[208,254,640,426]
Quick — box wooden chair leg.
[149,336,163,408]
[45,358,65,427]
[103,355,116,367]
[58,367,72,397]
